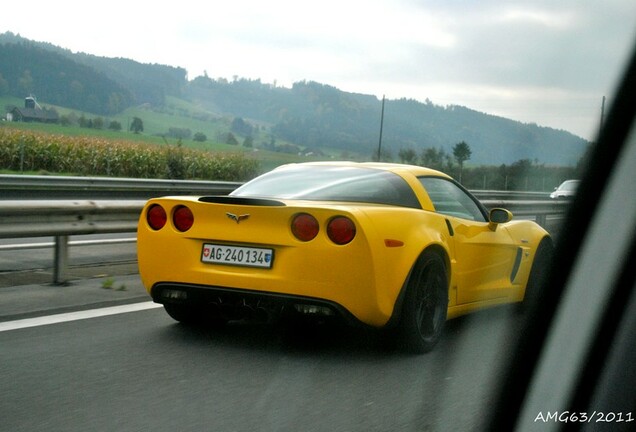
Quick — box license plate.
[201,244,274,269]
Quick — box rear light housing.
[327,216,356,245]
[147,204,167,230]
[173,205,194,232]
[291,213,319,241]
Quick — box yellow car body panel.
[139,197,448,326]
[445,219,548,318]
[137,162,550,329]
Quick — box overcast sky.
[2,0,634,140]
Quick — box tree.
[421,147,446,171]
[231,117,253,136]
[108,121,122,131]
[243,136,254,148]
[452,141,472,183]
[59,115,71,126]
[398,148,418,164]
[225,132,239,146]
[92,117,104,130]
[130,117,144,134]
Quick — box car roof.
[274,161,453,179]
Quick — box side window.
[419,177,487,222]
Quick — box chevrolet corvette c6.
[137,162,552,353]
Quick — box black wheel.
[521,237,554,312]
[396,252,449,354]
[163,303,228,327]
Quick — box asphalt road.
[0,224,557,431]
[0,294,523,432]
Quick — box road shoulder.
[0,273,149,322]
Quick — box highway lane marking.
[0,302,163,333]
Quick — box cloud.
[1,0,634,139]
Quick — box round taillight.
[327,216,356,245]
[173,206,194,232]
[291,213,319,241]
[147,204,167,230]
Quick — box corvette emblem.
[226,212,250,224]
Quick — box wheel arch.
[384,243,451,328]
[521,234,555,308]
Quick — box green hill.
[0,31,589,166]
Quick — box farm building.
[8,97,59,123]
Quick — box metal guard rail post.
[0,199,570,285]
[0,200,144,285]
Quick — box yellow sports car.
[137,162,552,353]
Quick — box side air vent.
[198,196,287,206]
[510,247,523,283]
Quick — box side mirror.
[488,208,513,231]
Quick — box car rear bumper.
[151,282,368,326]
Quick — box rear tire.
[395,252,449,354]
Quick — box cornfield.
[0,128,259,181]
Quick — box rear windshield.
[231,165,422,209]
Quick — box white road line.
[0,302,163,333]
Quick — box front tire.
[396,252,449,354]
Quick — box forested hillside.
[0,32,187,111]
[186,78,588,165]
[67,54,187,107]
[0,42,134,114]
[0,31,589,165]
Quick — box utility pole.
[377,95,385,161]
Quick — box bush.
[108,121,122,131]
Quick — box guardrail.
[480,199,569,227]
[472,190,550,200]
[0,200,145,284]
[0,174,241,200]
[0,174,551,200]
[0,198,570,285]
